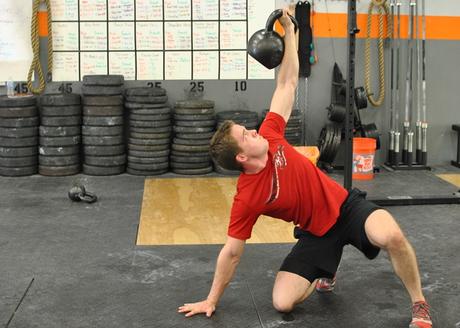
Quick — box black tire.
[0,117,39,128]
[40,105,81,117]
[39,164,80,176]
[81,85,123,96]
[82,75,124,86]
[83,116,123,126]
[41,116,82,127]
[124,87,166,97]
[82,125,123,136]
[0,136,38,147]
[0,166,37,176]
[39,93,81,106]
[39,126,80,137]
[39,145,80,156]
[82,135,124,146]
[171,166,213,175]
[0,95,37,107]
[83,105,124,116]
[0,156,37,167]
[83,164,125,176]
[0,127,38,138]
[82,95,123,106]
[83,144,125,156]
[0,146,37,157]
[39,155,80,166]
[84,154,126,166]
[0,106,37,118]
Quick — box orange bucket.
[352,138,376,180]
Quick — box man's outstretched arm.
[178,236,245,317]
[269,8,299,123]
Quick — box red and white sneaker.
[315,275,336,293]
[409,301,432,328]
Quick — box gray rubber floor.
[1,167,459,328]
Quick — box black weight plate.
[128,149,170,158]
[213,163,239,176]
[173,113,215,121]
[83,116,123,126]
[41,115,81,127]
[82,95,123,106]
[124,87,166,97]
[0,155,37,167]
[82,85,123,96]
[127,162,168,171]
[83,144,125,156]
[126,167,168,176]
[173,138,210,146]
[125,95,168,104]
[170,155,210,163]
[40,105,81,117]
[40,135,81,146]
[285,126,301,133]
[171,150,209,157]
[127,143,170,152]
[124,102,167,109]
[175,132,214,140]
[171,166,213,175]
[39,164,80,176]
[128,155,169,164]
[354,87,368,109]
[130,113,171,121]
[327,104,346,123]
[83,105,123,116]
[0,166,37,176]
[175,100,214,109]
[129,126,172,134]
[129,107,171,115]
[129,131,171,139]
[0,95,36,107]
[0,136,38,147]
[84,154,126,166]
[39,126,80,137]
[82,125,123,136]
[0,146,37,157]
[0,106,37,118]
[83,164,125,176]
[173,126,214,133]
[216,110,258,121]
[170,161,210,169]
[0,127,38,138]
[39,145,79,156]
[129,119,171,128]
[174,119,215,128]
[39,155,80,166]
[82,135,123,146]
[128,137,170,146]
[174,107,215,115]
[172,143,209,152]
[82,75,124,86]
[39,93,81,106]
[286,118,302,126]
[0,117,39,128]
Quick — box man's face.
[230,124,269,162]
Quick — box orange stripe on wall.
[38,11,48,37]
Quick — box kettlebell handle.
[265,9,298,33]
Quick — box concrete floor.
[1,167,459,328]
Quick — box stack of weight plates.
[125,87,171,176]
[81,75,126,176]
[38,93,81,176]
[0,96,38,176]
[171,99,216,175]
[261,109,303,145]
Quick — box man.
[178,8,432,328]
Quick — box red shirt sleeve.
[228,196,259,240]
[259,112,286,141]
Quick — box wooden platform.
[136,177,296,245]
[437,174,460,188]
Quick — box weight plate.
[124,102,167,109]
[173,138,210,146]
[41,115,82,127]
[82,135,124,146]
[124,87,166,97]
[129,131,171,139]
[83,116,123,126]
[173,126,214,133]
[129,107,170,115]
[0,106,37,118]
[39,145,80,156]
[175,132,215,140]
[82,95,123,106]
[170,155,211,163]
[216,110,258,121]
[0,155,37,167]
[0,165,37,176]
[354,87,368,109]
[39,93,81,106]
[83,164,125,176]
[40,105,81,117]
[0,117,39,128]
[174,107,215,115]
[129,119,171,128]
[171,150,209,157]
[126,167,168,176]
[40,135,81,146]
[84,154,126,166]
[82,125,123,136]
[39,164,80,176]
[0,136,38,147]
[125,95,168,104]
[174,119,215,128]
[129,126,172,134]
[0,127,38,138]
[172,143,209,152]
[127,143,170,152]
[83,105,123,116]
[327,104,346,123]
[0,95,36,107]
[128,137,170,146]
[170,161,210,169]
[39,155,80,166]
[127,149,170,158]
[83,144,125,156]
[171,166,213,175]
[173,113,215,121]
[82,75,124,86]
[175,100,214,109]
[213,163,239,176]
[128,155,169,164]
[130,113,171,121]
[39,126,80,137]
[81,85,123,96]
[127,161,169,171]
[0,146,37,157]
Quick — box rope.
[364,0,391,107]
[27,0,53,95]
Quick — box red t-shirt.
[228,112,348,240]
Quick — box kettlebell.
[247,9,298,69]
[68,184,98,204]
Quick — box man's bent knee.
[273,298,295,313]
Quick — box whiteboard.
[0,0,33,82]
[51,0,275,81]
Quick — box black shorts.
[279,188,383,283]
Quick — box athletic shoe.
[315,274,336,293]
[409,301,432,328]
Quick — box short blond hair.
[210,120,243,171]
